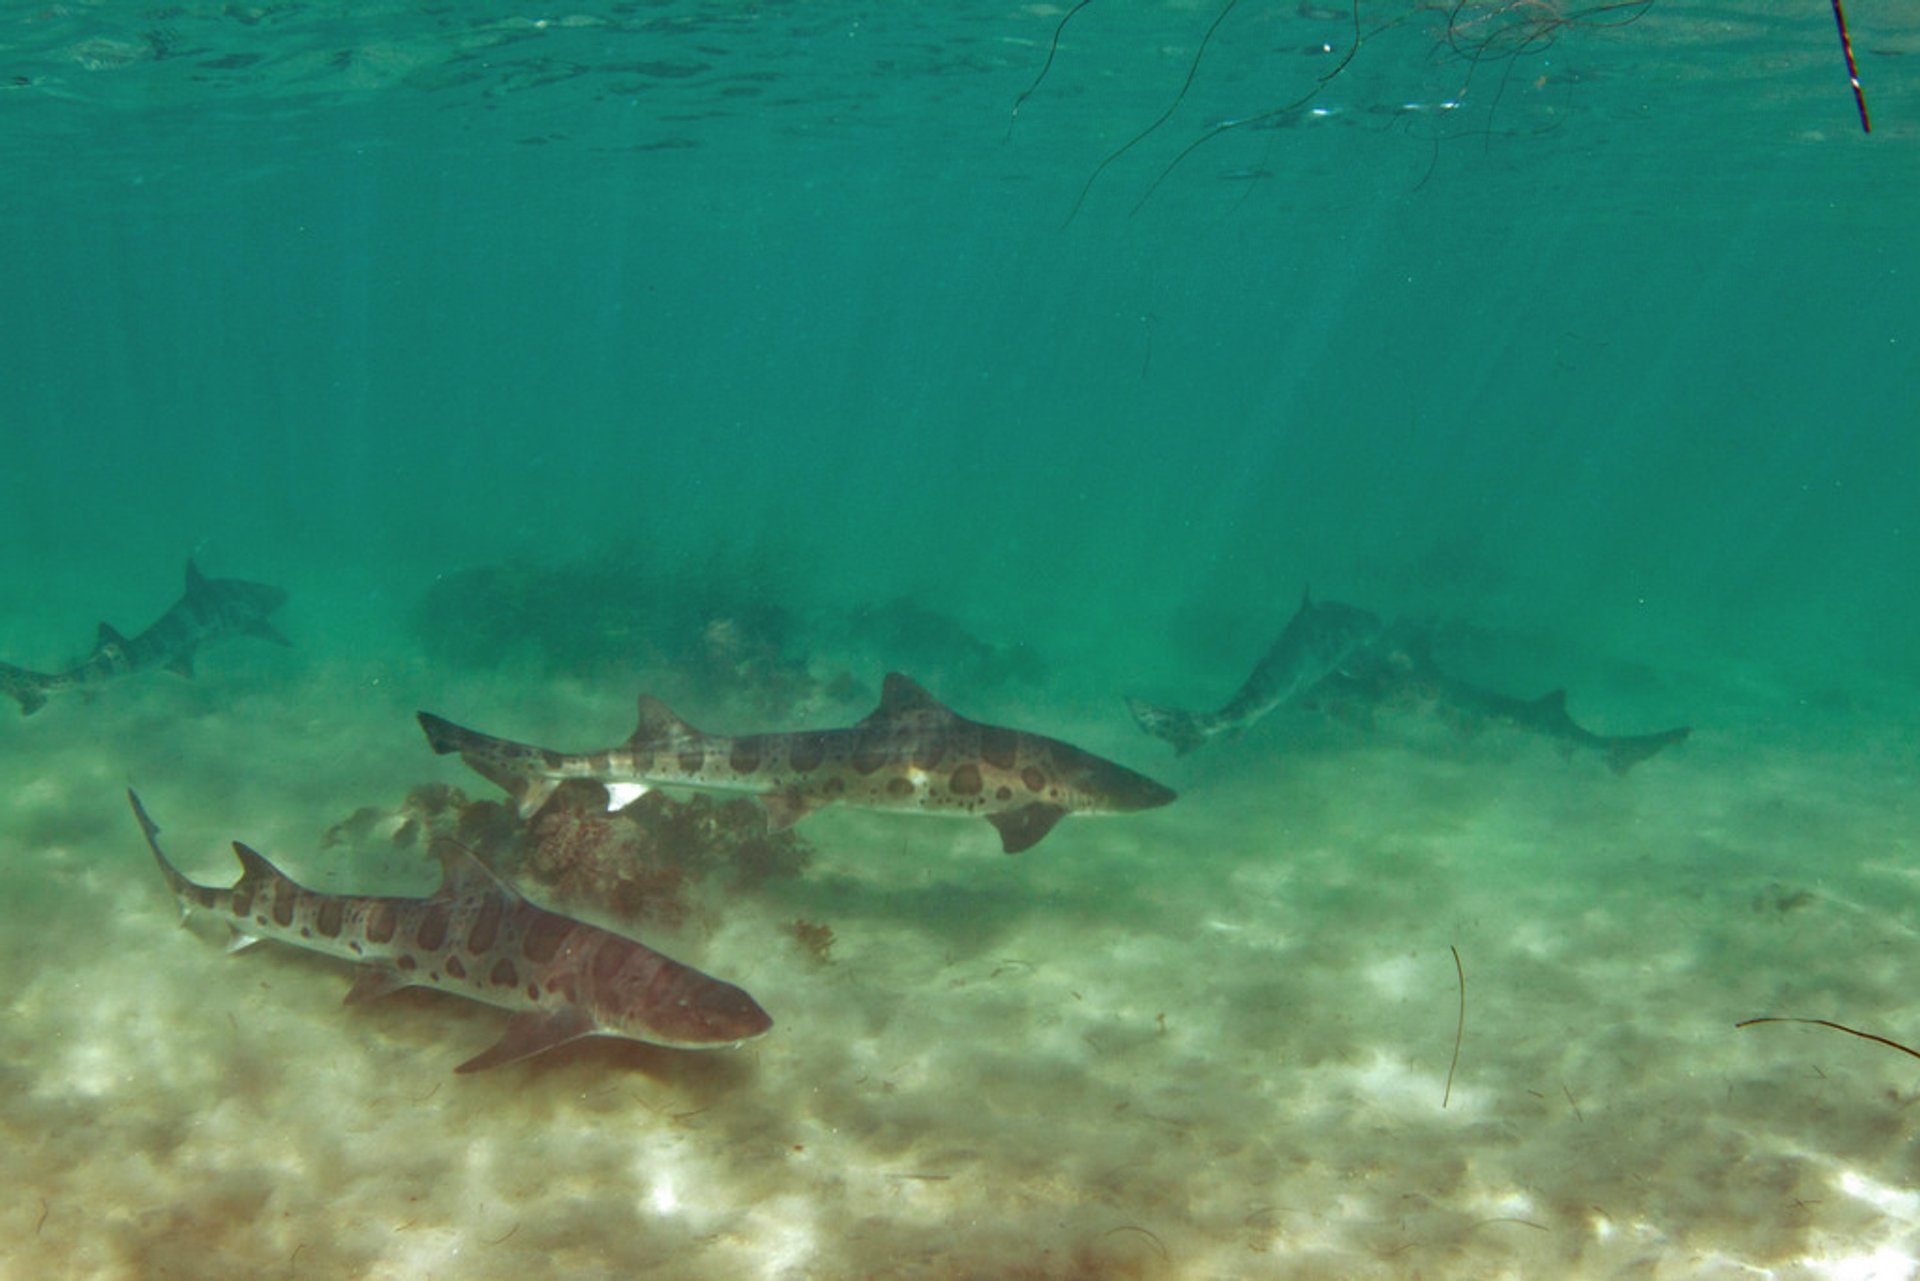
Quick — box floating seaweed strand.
[1008,0,1095,139]
[1022,0,1674,219]
[1829,0,1871,133]
[1444,944,1466,1108]
[1024,0,1871,216]
[1736,1016,1920,1062]
[1064,0,1253,223]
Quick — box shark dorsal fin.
[631,694,701,744]
[230,841,288,889]
[429,839,520,903]
[94,621,128,653]
[185,558,210,597]
[864,673,955,725]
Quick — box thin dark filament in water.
[1409,0,1650,187]
[1736,1016,1920,1062]
[1039,0,1655,217]
[1830,0,1870,133]
[1008,0,1097,140]
[1128,0,1393,216]
[1444,944,1465,1108]
[1065,0,1246,224]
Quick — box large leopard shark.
[1128,590,1382,755]
[129,791,770,1073]
[418,672,1176,854]
[1,560,288,715]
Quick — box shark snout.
[1093,762,1178,813]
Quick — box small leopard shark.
[418,672,1176,854]
[2,560,288,715]
[1320,627,1692,773]
[129,791,770,1073]
[1128,590,1382,755]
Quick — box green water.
[2,3,1917,1277]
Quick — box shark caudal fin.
[1125,697,1211,756]
[1,663,49,715]
[416,711,561,816]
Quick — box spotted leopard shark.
[129,791,770,1073]
[1128,590,1382,755]
[1,560,288,715]
[418,672,1176,854]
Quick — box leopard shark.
[418,672,1176,854]
[1,560,288,715]
[129,791,770,1073]
[1318,627,1691,773]
[1128,590,1382,755]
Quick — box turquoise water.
[3,2,1917,1277]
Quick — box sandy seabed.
[3,641,1918,1281]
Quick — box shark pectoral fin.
[246,620,293,647]
[456,1008,598,1074]
[344,964,412,1005]
[224,927,264,953]
[94,622,129,653]
[759,791,820,831]
[164,653,196,679]
[604,782,651,810]
[512,775,562,818]
[988,802,1069,854]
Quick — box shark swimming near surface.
[129,791,771,1073]
[1128,590,1382,755]
[1,560,288,715]
[418,672,1177,854]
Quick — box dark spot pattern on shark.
[128,791,770,1072]
[417,673,1176,854]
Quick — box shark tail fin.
[1,663,48,715]
[1125,697,1211,756]
[128,789,204,907]
[416,711,562,817]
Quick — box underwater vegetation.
[842,596,1048,694]
[411,552,1048,714]
[411,548,817,712]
